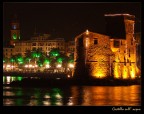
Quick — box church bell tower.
[10,14,20,46]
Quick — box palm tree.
[9,55,17,71]
[15,53,24,69]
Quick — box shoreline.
[7,78,141,87]
[3,72,141,87]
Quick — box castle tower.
[105,14,138,79]
[73,30,114,79]
[10,14,20,46]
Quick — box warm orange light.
[114,63,121,79]
[122,66,128,79]
[136,66,141,76]
[86,29,89,35]
[85,37,89,47]
[130,66,136,79]
[92,71,107,78]
[111,47,119,52]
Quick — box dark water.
[3,76,141,106]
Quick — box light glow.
[55,93,62,99]
[7,65,11,68]
[13,34,17,40]
[25,65,28,68]
[122,66,128,79]
[68,63,74,68]
[57,64,62,68]
[114,63,121,79]
[6,76,11,84]
[86,29,89,35]
[104,14,132,16]
[45,64,50,68]
[130,66,136,79]
[85,37,89,48]
[93,71,106,78]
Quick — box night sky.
[3,2,141,45]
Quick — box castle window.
[94,38,98,45]
[114,40,120,48]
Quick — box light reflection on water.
[3,76,141,106]
[3,76,23,84]
[3,85,141,106]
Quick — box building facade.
[3,16,75,58]
[73,14,140,79]
[3,34,75,58]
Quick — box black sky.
[3,2,141,45]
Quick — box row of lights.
[3,63,74,69]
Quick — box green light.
[54,53,58,56]
[19,61,23,64]
[11,76,16,82]
[37,60,43,67]
[40,64,43,67]
[10,58,15,62]
[26,57,31,62]
[57,57,63,63]
[17,58,23,62]
[50,49,60,57]
[3,60,5,63]
[51,88,63,105]
[17,76,23,81]
[3,77,5,83]
[32,52,37,58]
[44,59,50,64]
[52,88,61,93]
[13,34,17,40]
[19,36,20,39]
[37,53,41,58]
[69,59,74,63]
[17,56,24,64]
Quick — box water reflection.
[3,85,141,106]
[3,76,141,106]
[3,76,23,84]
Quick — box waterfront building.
[73,14,141,79]
[3,16,75,58]
[65,41,75,56]
[3,14,140,80]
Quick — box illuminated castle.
[73,14,140,80]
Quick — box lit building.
[73,30,114,79]
[3,16,75,58]
[4,34,70,58]
[3,47,15,58]
[134,32,141,76]
[73,14,140,80]
[65,41,75,56]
